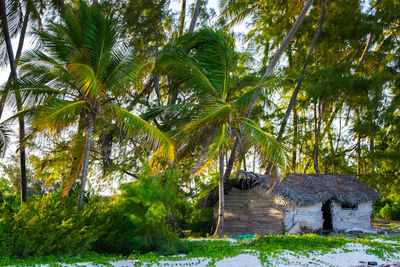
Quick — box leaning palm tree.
[156,28,289,235]
[14,0,174,205]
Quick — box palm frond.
[220,0,257,29]
[1,106,38,124]
[10,73,64,107]
[33,99,85,133]
[141,103,198,121]
[0,0,23,68]
[105,55,153,96]
[191,123,228,177]
[179,28,234,97]
[233,76,293,110]
[184,104,232,134]
[61,130,86,198]
[0,123,12,158]
[156,46,219,97]
[241,118,289,170]
[111,105,174,163]
[67,62,103,98]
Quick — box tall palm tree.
[220,0,315,180]
[157,28,289,235]
[0,0,63,203]
[13,0,174,205]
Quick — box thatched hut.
[198,171,380,236]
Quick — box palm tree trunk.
[178,0,186,36]
[356,134,361,177]
[275,0,325,143]
[188,0,201,32]
[291,106,298,172]
[78,115,94,206]
[313,101,322,173]
[224,0,314,180]
[370,137,375,174]
[214,149,225,236]
[0,0,29,203]
[0,6,29,119]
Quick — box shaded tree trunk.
[355,108,361,178]
[312,101,323,173]
[214,150,224,236]
[178,0,186,36]
[0,0,29,203]
[78,115,95,206]
[370,137,375,174]
[320,99,343,140]
[188,0,201,32]
[356,135,361,177]
[224,0,315,180]
[292,105,298,172]
[0,7,29,119]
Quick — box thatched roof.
[197,171,380,209]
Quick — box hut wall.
[283,203,324,231]
[218,185,285,236]
[331,201,373,231]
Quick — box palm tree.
[0,0,64,203]
[14,1,174,205]
[156,28,289,235]
[220,0,315,180]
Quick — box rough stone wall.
[218,185,286,236]
[283,203,324,231]
[331,201,373,231]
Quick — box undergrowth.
[2,234,399,267]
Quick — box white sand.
[48,241,400,267]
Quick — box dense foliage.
[0,168,205,257]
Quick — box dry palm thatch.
[197,170,380,209]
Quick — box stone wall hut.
[198,171,380,236]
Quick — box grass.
[0,251,123,266]
[1,234,400,267]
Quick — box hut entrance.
[322,200,333,231]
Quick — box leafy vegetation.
[1,235,399,266]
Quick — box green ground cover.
[1,234,399,267]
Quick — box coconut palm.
[13,0,174,205]
[0,0,63,203]
[220,0,315,180]
[156,28,289,235]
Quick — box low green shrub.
[374,195,400,220]
[93,168,188,255]
[0,192,108,257]
[0,167,193,258]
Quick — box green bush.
[95,168,189,255]
[179,207,213,236]
[0,168,193,258]
[374,195,400,220]
[0,192,109,257]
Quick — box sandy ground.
[55,241,400,267]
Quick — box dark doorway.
[322,200,333,231]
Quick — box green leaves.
[156,46,219,98]
[33,99,86,133]
[241,118,289,171]
[68,62,103,99]
[0,124,11,157]
[111,105,175,164]
[184,104,232,134]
